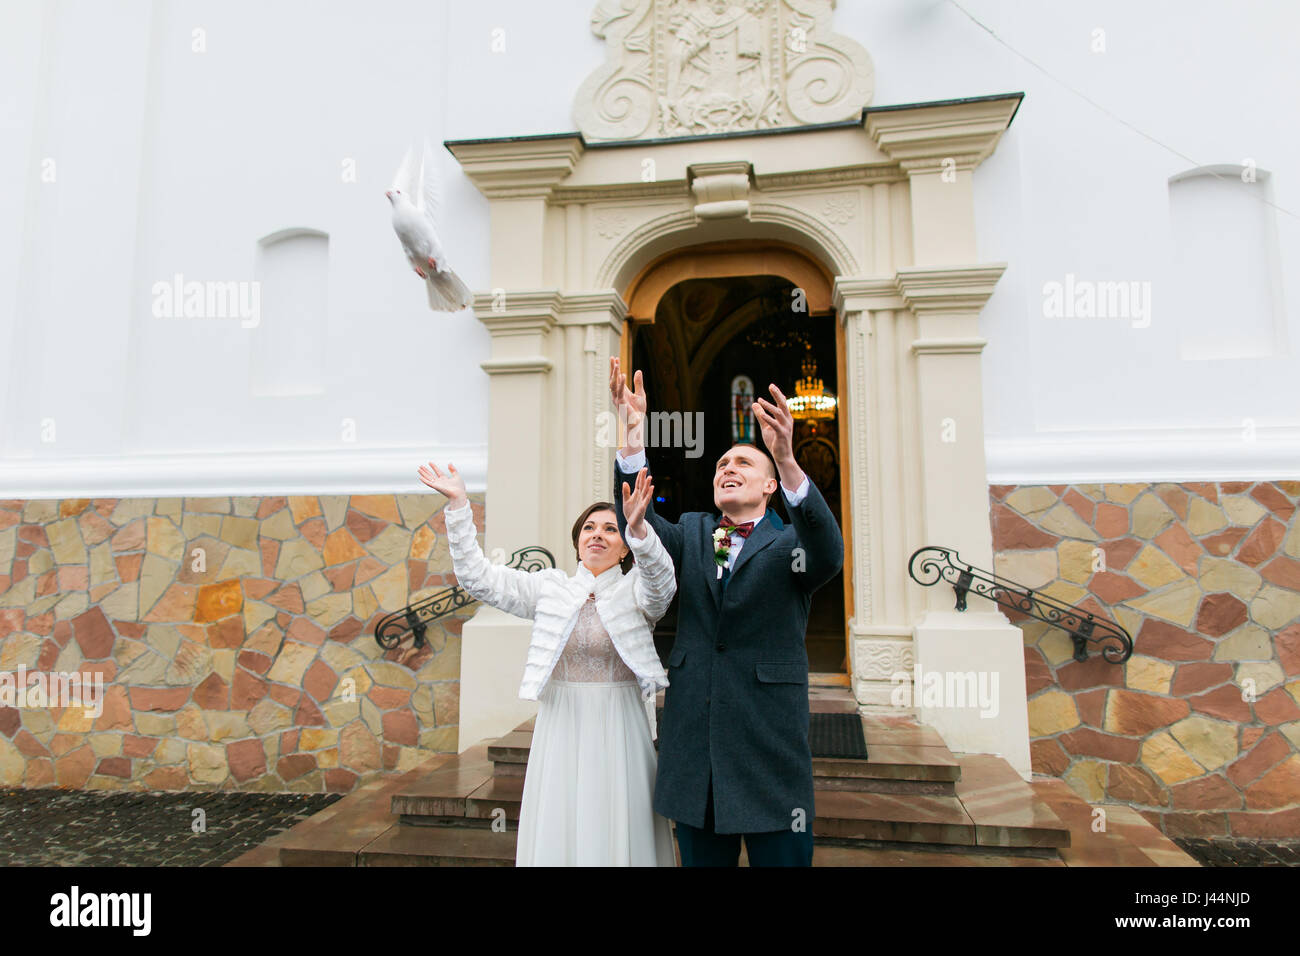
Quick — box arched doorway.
[448,94,1027,764]
[621,241,851,677]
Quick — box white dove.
[387,139,472,312]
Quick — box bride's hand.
[417,461,468,506]
[621,467,653,538]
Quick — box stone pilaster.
[865,96,1018,267]
[472,290,559,556]
[898,264,1005,591]
[835,276,910,707]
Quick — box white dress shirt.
[616,447,809,569]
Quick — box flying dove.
[387,139,472,312]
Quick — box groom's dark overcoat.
[614,455,844,834]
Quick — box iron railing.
[907,545,1134,663]
[373,545,556,650]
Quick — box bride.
[416,460,678,866]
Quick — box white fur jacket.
[442,500,675,738]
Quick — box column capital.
[896,264,1007,314]
[473,290,559,376]
[832,275,904,315]
[555,290,628,333]
[471,289,562,334]
[446,134,584,200]
[865,95,1020,175]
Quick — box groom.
[609,359,844,866]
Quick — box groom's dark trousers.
[674,772,815,866]
[614,453,844,868]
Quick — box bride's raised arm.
[419,461,551,621]
[622,467,677,623]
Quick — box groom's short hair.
[722,442,778,508]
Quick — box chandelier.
[744,286,809,351]
[787,344,836,421]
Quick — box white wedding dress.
[515,595,677,866]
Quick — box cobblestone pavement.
[0,789,342,866]
[1173,838,1300,867]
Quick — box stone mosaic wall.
[991,481,1300,838]
[0,494,479,792]
[6,479,1298,839]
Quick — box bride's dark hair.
[571,502,634,573]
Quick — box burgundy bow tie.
[718,516,756,538]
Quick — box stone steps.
[224,750,462,867]
[1030,778,1200,867]
[359,822,516,866]
[226,742,1200,868]
[223,685,1194,867]
[485,716,963,793]
[354,821,1075,867]
[383,704,1072,860]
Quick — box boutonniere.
[712,527,732,580]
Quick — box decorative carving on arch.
[747,201,859,276]
[594,198,858,293]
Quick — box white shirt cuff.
[616,448,647,473]
[781,475,810,505]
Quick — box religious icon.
[661,0,780,135]
[730,374,755,443]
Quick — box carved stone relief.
[576,0,874,141]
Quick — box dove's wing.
[417,137,442,224]
[390,144,418,196]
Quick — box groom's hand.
[753,384,806,492]
[753,383,795,463]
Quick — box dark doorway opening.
[629,273,846,672]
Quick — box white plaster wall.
[1,0,1297,497]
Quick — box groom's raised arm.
[614,449,684,570]
[751,382,843,595]
[781,475,844,594]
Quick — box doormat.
[654,709,868,760]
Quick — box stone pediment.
[575,0,874,142]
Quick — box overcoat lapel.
[705,517,724,610]
[728,508,782,581]
[705,508,785,607]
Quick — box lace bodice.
[552,594,637,683]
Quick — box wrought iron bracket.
[907,546,1134,663]
[374,545,557,651]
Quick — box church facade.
[1,0,1297,841]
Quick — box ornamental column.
[834,277,914,708]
